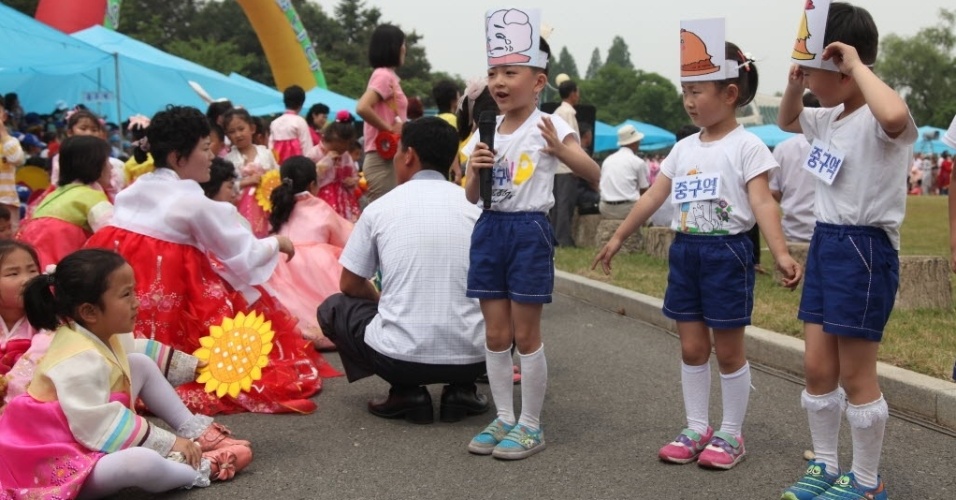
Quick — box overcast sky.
[311,0,951,95]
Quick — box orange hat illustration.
[680,29,720,77]
[792,0,816,60]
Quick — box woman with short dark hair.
[356,24,408,202]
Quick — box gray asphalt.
[148,293,956,500]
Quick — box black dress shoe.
[368,386,433,424]
[439,384,490,423]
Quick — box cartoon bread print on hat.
[680,29,720,77]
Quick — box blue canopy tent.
[617,120,677,151]
[593,120,618,153]
[915,126,956,156]
[72,26,280,120]
[745,124,797,148]
[0,3,114,116]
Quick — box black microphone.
[478,111,496,209]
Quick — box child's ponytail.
[723,42,759,109]
[23,273,60,331]
[270,156,317,234]
[23,249,128,331]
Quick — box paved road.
[152,293,956,500]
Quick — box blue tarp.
[0,4,116,116]
[915,126,956,156]
[745,124,797,148]
[0,4,111,76]
[73,26,280,119]
[594,120,618,153]
[0,8,287,122]
[594,120,677,153]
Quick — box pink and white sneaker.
[697,431,745,470]
[658,427,713,464]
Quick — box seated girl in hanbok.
[16,136,113,268]
[266,156,352,351]
[86,106,337,415]
[0,249,251,498]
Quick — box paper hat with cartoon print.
[791,0,839,71]
[485,8,548,69]
[680,18,738,82]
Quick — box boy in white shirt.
[778,3,917,499]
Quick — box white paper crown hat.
[485,8,548,69]
[791,0,839,71]
[680,18,739,83]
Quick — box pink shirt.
[269,111,314,152]
[364,68,408,153]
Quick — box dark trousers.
[317,293,485,389]
[549,173,578,247]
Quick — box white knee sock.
[718,362,752,437]
[681,361,711,435]
[79,447,205,498]
[516,345,548,430]
[485,346,516,425]
[801,387,845,473]
[129,354,194,431]
[846,396,888,489]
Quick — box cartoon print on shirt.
[678,168,731,235]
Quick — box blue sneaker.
[491,423,546,460]
[467,418,514,455]
[814,472,887,500]
[781,460,840,499]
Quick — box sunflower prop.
[255,170,282,212]
[194,311,274,398]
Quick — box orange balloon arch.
[34,0,327,91]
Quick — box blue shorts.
[798,222,899,342]
[662,232,755,329]
[467,211,555,304]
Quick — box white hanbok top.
[107,168,280,286]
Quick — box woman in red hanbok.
[87,106,338,415]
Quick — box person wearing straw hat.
[599,124,649,220]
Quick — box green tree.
[585,48,603,80]
[876,9,956,126]
[581,65,684,131]
[604,36,634,70]
[166,37,257,76]
[3,0,40,16]
[552,46,580,80]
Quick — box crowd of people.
[0,2,955,499]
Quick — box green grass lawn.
[556,196,956,380]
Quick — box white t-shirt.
[769,135,816,242]
[600,147,650,202]
[660,126,777,235]
[338,170,485,365]
[462,109,577,213]
[799,105,917,249]
[943,114,956,151]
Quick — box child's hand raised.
[786,64,805,90]
[538,116,566,156]
[775,254,803,290]
[171,436,202,469]
[822,42,863,75]
[591,237,624,275]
